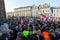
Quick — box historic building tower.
[0,0,6,20]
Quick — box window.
[43,10,44,13]
[57,10,58,12]
[54,14,55,16]
[54,10,55,12]
[51,14,52,16]
[57,14,58,16]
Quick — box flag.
[40,13,46,22]
[48,17,53,22]
[40,13,46,18]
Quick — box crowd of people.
[0,17,60,40]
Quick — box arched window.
[43,10,44,13]
[54,14,55,16]
[57,10,58,12]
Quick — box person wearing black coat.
[29,33,38,40]
[13,29,18,40]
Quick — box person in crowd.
[29,31,38,40]
[13,28,18,40]
[16,32,23,40]
[49,26,56,40]
[41,29,51,40]
[23,29,29,40]
[1,17,60,40]
[55,25,60,40]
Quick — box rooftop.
[14,6,32,10]
[50,7,60,9]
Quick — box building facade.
[14,5,38,17]
[38,3,51,17]
[6,3,60,18]
[52,7,60,18]
[0,0,6,20]
[32,5,38,17]
[14,6,32,17]
[6,12,15,18]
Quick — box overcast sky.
[5,0,60,12]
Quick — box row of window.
[40,10,60,13]
[53,10,60,12]
[46,14,58,16]
[16,9,60,14]
[16,8,31,11]
[40,10,50,13]
[53,14,58,16]
[16,12,31,15]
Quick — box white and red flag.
[48,17,53,22]
[40,13,46,22]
